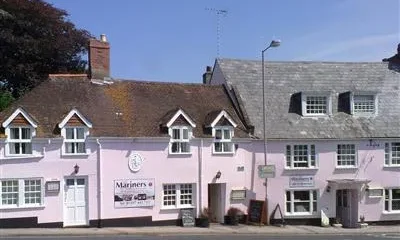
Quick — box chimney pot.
[100,34,107,42]
[202,66,213,84]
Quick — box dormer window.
[58,109,92,156]
[8,127,33,155]
[164,109,196,155]
[169,126,191,154]
[65,127,86,154]
[2,108,37,157]
[301,93,331,116]
[207,110,237,154]
[352,94,376,115]
[213,127,234,153]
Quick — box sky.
[46,0,400,83]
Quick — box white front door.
[64,177,88,227]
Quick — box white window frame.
[302,94,331,116]
[0,178,44,209]
[162,183,195,209]
[5,126,35,156]
[212,126,234,154]
[384,142,400,167]
[168,126,192,154]
[351,94,377,116]
[285,190,318,215]
[336,144,357,168]
[61,127,89,155]
[384,188,400,213]
[285,144,317,169]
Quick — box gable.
[2,107,38,128]
[215,117,234,126]
[58,108,92,129]
[166,109,196,128]
[10,113,31,125]
[170,115,191,126]
[66,114,86,126]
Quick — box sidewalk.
[0,224,399,237]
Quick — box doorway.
[336,189,358,228]
[63,177,89,227]
[208,183,226,223]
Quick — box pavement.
[0,223,399,237]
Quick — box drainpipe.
[198,139,203,216]
[96,139,102,228]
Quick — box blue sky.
[46,0,399,83]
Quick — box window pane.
[77,179,85,185]
[179,184,193,205]
[286,202,291,213]
[66,128,74,139]
[223,129,231,140]
[223,142,233,152]
[385,143,390,165]
[337,144,356,166]
[215,130,222,140]
[10,143,19,154]
[66,143,73,153]
[10,128,19,139]
[66,179,74,186]
[21,143,32,154]
[391,143,400,165]
[353,95,375,114]
[293,191,310,201]
[294,202,310,212]
[180,142,190,153]
[76,128,85,139]
[77,143,85,153]
[172,129,180,140]
[21,128,31,139]
[286,145,291,167]
[310,145,316,166]
[293,145,308,168]
[214,142,222,152]
[392,189,400,199]
[1,180,19,205]
[306,96,327,114]
[171,142,179,153]
[163,184,176,206]
[182,129,189,140]
[24,180,41,205]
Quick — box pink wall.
[265,139,400,222]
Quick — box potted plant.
[225,207,243,225]
[196,207,210,228]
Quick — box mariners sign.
[114,179,155,208]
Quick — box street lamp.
[261,39,280,225]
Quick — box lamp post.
[261,39,280,225]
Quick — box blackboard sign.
[181,209,195,227]
[247,199,266,225]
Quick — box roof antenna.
[205,7,228,58]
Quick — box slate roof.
[0,76,249,138]
[214,59,400,139]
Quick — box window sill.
[335,166,358,170]
[212,152,235,155]
[382,211,400,215]
[0,205,45,210]
[383,165,400,169]
[61,153,90,158]
[0,154,44,160]
[161,205,195,210]
[169,152,192,156]
[284,212,318,217]
[284,167,318,171]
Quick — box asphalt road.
[1,234,400,240]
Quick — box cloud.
[295,33,399,61]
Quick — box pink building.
[0,36,264,228]
[209,56,400,227]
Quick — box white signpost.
[114,179,155,208]
[258,165,275,178]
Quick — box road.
[1,234,400,240]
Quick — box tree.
[0,0,92,99]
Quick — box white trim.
[58,109,92,128]
[351,93,378,116]
[0,178,44,208]
[212,126,235,154]
[2,108,37,128]
[284,189,318,216]
[61,127,89,155]
[161,183,196,209]
[285,144,318,169]
[301,93,332,117]
[209,110,237,128]
[168,126,192,154]
[166,109,196,128]
[335,143,358,168]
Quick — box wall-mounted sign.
[128,152,144,172]
[45,180,60,193]
[230,189,246,200]
[368,188,384,198]
[289,176,314,188]
[114,179,155,208]
[258,165,275,178]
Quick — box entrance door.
[336,189,358,228]
[208,183,226,223]
[64,177,88,227]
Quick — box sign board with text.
[258,165,275,178]
[289,176,314,188]
[114,179,155,208]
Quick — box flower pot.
[196,218,209,228]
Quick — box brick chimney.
[202,66,213,84]
[89,34,110,79]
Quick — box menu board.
[181,209,195,227]
[247,199,266,225]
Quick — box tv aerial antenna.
[205,7,228,57]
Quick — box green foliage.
[0,0,92,98]
[0,89,14,111]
